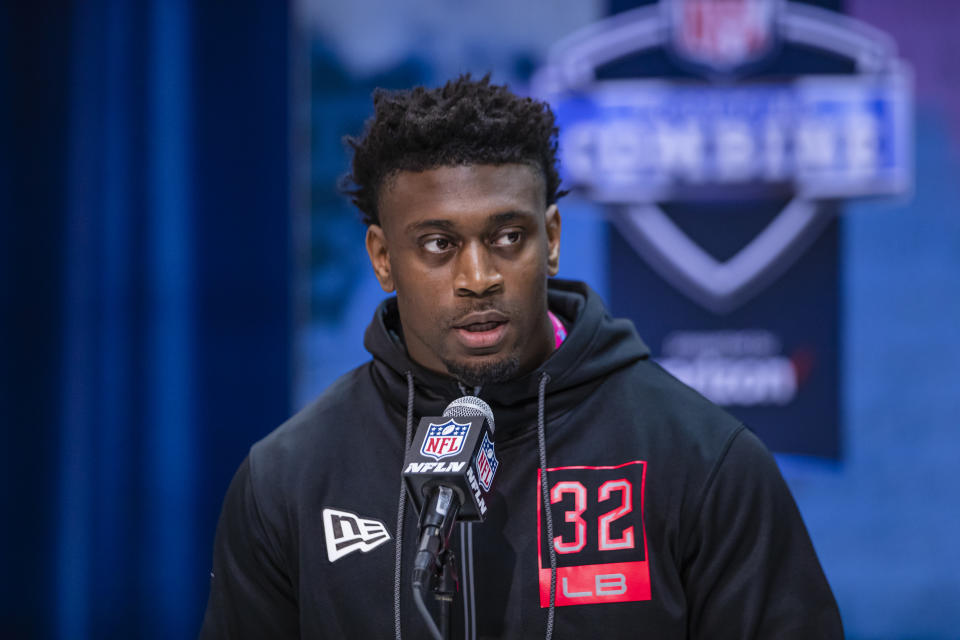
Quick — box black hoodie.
[200,279,843,639]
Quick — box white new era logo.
[322,508,392,562]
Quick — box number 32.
[550,479,635,553]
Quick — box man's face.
[365,164,561,386]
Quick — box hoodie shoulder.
[601,355,747,473]
[634,358,742,432]
[247,363,376,496]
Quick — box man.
[201,75,843,639]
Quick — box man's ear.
[545,204,561,277]
[365,224,395,292]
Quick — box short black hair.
[342,74,566,226]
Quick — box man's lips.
[452,310,509,328]
[452,311,509,350]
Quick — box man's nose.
[454,241,503,297]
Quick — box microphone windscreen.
[442,396,495,435]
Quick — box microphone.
[403,396,498,591]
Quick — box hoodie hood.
[363,278,650,441]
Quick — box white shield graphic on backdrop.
[612,200,833,314]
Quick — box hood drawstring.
[535,371,556,640]
[394,371,416,640]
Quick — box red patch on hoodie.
[536,461,651,606]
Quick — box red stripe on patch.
[538,561,651,607]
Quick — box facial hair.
[441,353,521,387]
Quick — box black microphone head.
[443,396,495,435]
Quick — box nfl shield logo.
[474,433,498,492]
[420,419,470,461]
[667,0,779,75]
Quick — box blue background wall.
[3,1,291,637]
[2,0,958,638]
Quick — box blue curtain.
[2,1,291,637]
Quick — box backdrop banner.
[533,0,912,458]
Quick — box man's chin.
[442,354,521,388]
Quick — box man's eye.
[492,230,523,247]
[423,237,454,253]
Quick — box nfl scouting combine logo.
[420,419,470,460]
[532,0,912,313]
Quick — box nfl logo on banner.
[668,0,778,75]
[420,419,470,461]
[475,433,498,492]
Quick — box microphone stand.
[411,545,459,640]
[436,549,458,640]
[413,486,460,640]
